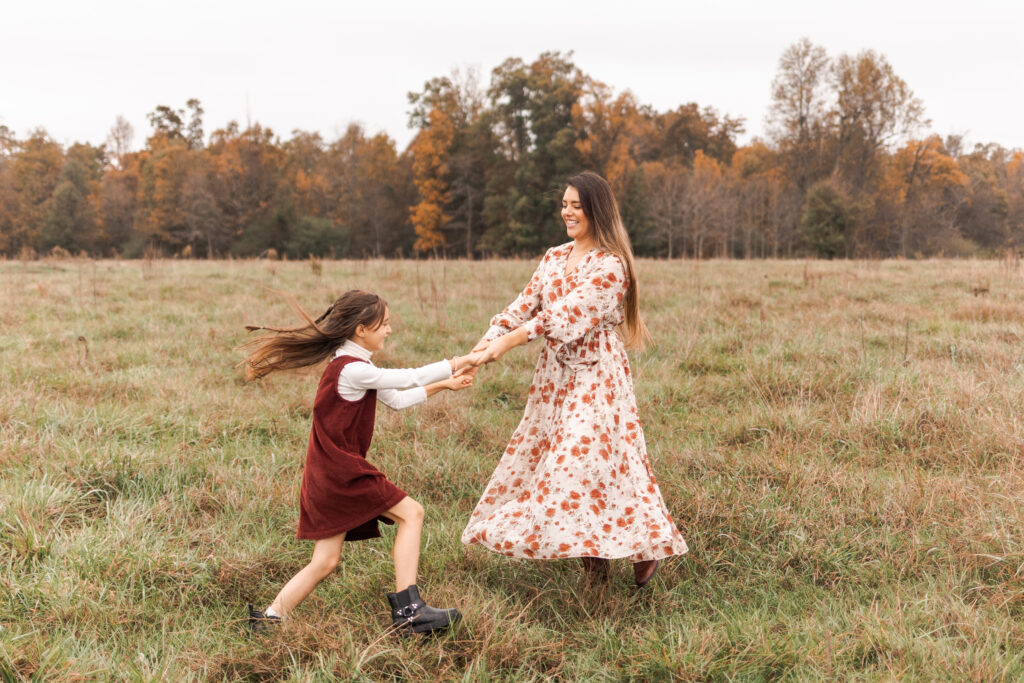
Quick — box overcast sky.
[2,0,1021,154]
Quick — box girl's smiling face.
[354,308,391,352]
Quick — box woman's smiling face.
[562,185,592,242]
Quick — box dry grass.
[2,257,1024,680]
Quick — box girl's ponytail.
[241,290,387,380]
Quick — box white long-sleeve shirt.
[333,339,451,410]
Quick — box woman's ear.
[353,323,367,339]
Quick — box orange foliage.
[573,89,649,194]
[693,150,723,182]
[409,108,453,253]
[1008,151,1024,188]
[882,136,967,204]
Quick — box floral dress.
[461,243,688,561]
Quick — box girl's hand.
[445,374,474,391]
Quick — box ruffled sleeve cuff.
[482,325,507,343]
[524,316,546,342]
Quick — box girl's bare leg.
[380,496,425,592]
[267,533,345,616]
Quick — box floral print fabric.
[461,243,688,561]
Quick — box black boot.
[386,584,461,635]
[247,604,281,635]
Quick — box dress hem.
[462,539,689,562]
[297,488,408,541]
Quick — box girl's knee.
[397,498,424,525]
[310,552,340,577]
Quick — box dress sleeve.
[481,249,550,342]
[522,253,628,345]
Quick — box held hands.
[452,340,500,376]
[450,331,521,382]
[456,341,489,379]
[442,374,474,391]
[436,347,485,393]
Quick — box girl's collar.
[334,339,373,362]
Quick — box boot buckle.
[397,602,420,618]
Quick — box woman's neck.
[572,236,597,252]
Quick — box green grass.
[2,256,1024,680]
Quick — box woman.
[462,171,688,586]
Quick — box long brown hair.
[242,289,388,380]
[566,171,651,349]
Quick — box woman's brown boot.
[580,556,610,581]
[633,559,659,587]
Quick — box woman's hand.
[478,337,507,364]
[481,327,529,363]
[453,329,526,374]
[457,339,491,378]
[453,346,490,374]
[459,339,505,366]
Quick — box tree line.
[1,42,1022,260]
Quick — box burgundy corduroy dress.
[297,355,408,541]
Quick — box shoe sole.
[394,610,462,635]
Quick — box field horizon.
[2,256,1023,680]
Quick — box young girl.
[242,289,482,635]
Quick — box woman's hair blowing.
[566,171,651,349]
[242,289,387,379]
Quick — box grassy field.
[2,255,1024,681]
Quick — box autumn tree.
[0,126,18,254]
[147,99,205,150]
[99,158,139,255]
[879,136,968,256]
[11,130,64,253]
[678,151,726,257]
[106,115,134,170]
[955,143,1011,251]
[482,52,584,253]
[639,161,687,257]
[180,158,226,257]
[41,142,104,253]
[1006,151,1024,247]
[206,122,286,255]
[408,108,454,254]
[329,124,409,257]
[283,131,331,219]
[730,142,797,257]
[279,130,340,257]
[829,50,928,190]
[767,38,831,193]
[573,87,653,233]
[136,133,191,250]
[648,103,744,168]
[409,67,492,257]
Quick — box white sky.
[2,0,1021,154]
